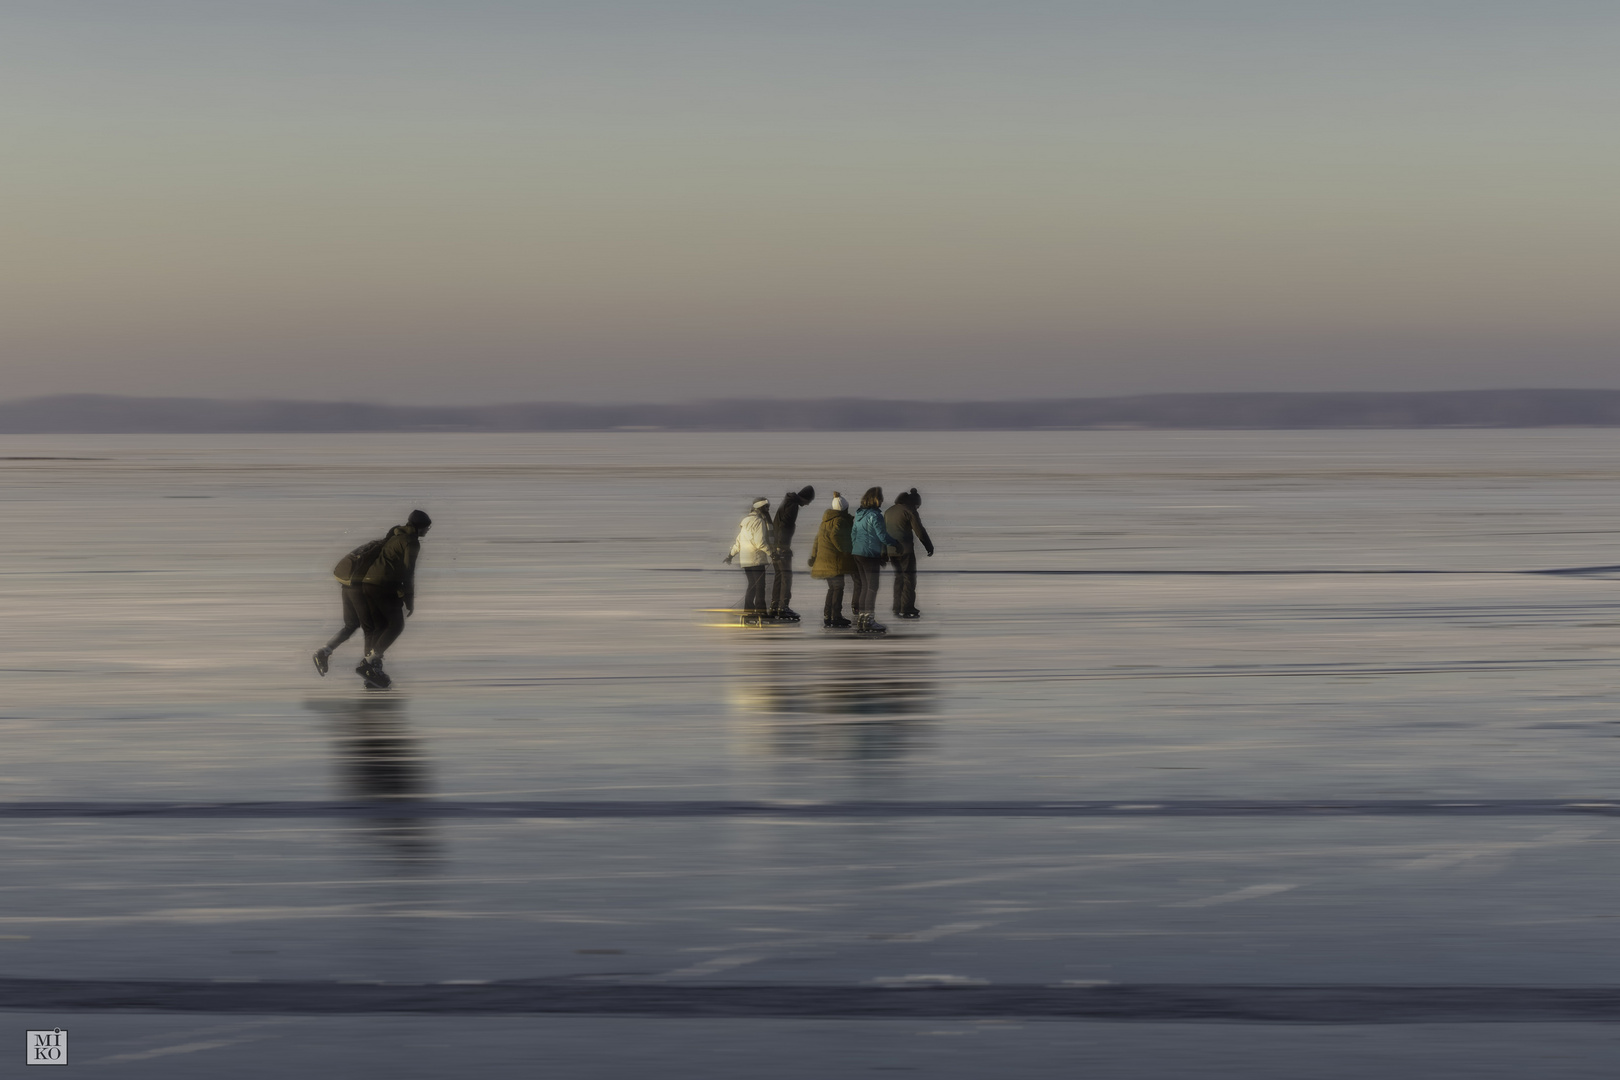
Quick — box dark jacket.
[883,503,934,557]
[850,506,898,559]
[772,492,808,552]
[807,509,855,578]
[360,524,422,606]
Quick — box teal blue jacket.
[850,507,897,558]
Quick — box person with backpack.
[850,487,900,635]
[807,491,855,628]
[313,530,393,680]
[768,485,816,621]
[884,487,935,619]
[724,497,774,626]
[355,509,432,687]
[328,509,431,688]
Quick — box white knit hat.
[751,497,770,509]
[829,492,846,511]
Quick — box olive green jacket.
[359,524,422,606]
[807,509,855,579]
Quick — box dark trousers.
[361,586,407,658]
[852,556,883,615]
[324,585,369,653]
[821,574,847,622]
[742,564,769,614]
[891,551,918,613]
[769,550,794,612]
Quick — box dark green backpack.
[332,536,387,585]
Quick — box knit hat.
[751,497,770,510]
[797,485,815,504]
[407,509,432,531]
[907,487,921,508]
[829,492,847,511]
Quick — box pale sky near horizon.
[3,1,1618,404]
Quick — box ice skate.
[356,658,391,689]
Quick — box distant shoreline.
[7,390,1620,433]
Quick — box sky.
[2,1,1618,404]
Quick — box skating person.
[850,487,899,635]
[884,487,935,618]
[768,485,816,620]
[312,533,390,677]
[807,492,855,628]
[355,509,432,688]
[724,497,774,626]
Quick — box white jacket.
[729,512,774,567]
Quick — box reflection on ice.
[732,648,937,717]
[303,695,436,863]
[729,648,938,760]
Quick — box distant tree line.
[5,390,1620,433]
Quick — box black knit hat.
[908,487,921,507]
[797,485,815,504]
[407,509,432,531]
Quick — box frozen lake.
[5,430,1620,1076]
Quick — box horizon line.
[8,389,1620,432]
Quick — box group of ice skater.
[725,485,934,634]
[309,484,935,691]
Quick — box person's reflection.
[303,696,436,863]
[730,649,938,760]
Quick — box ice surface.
[5,431,1620,1076]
